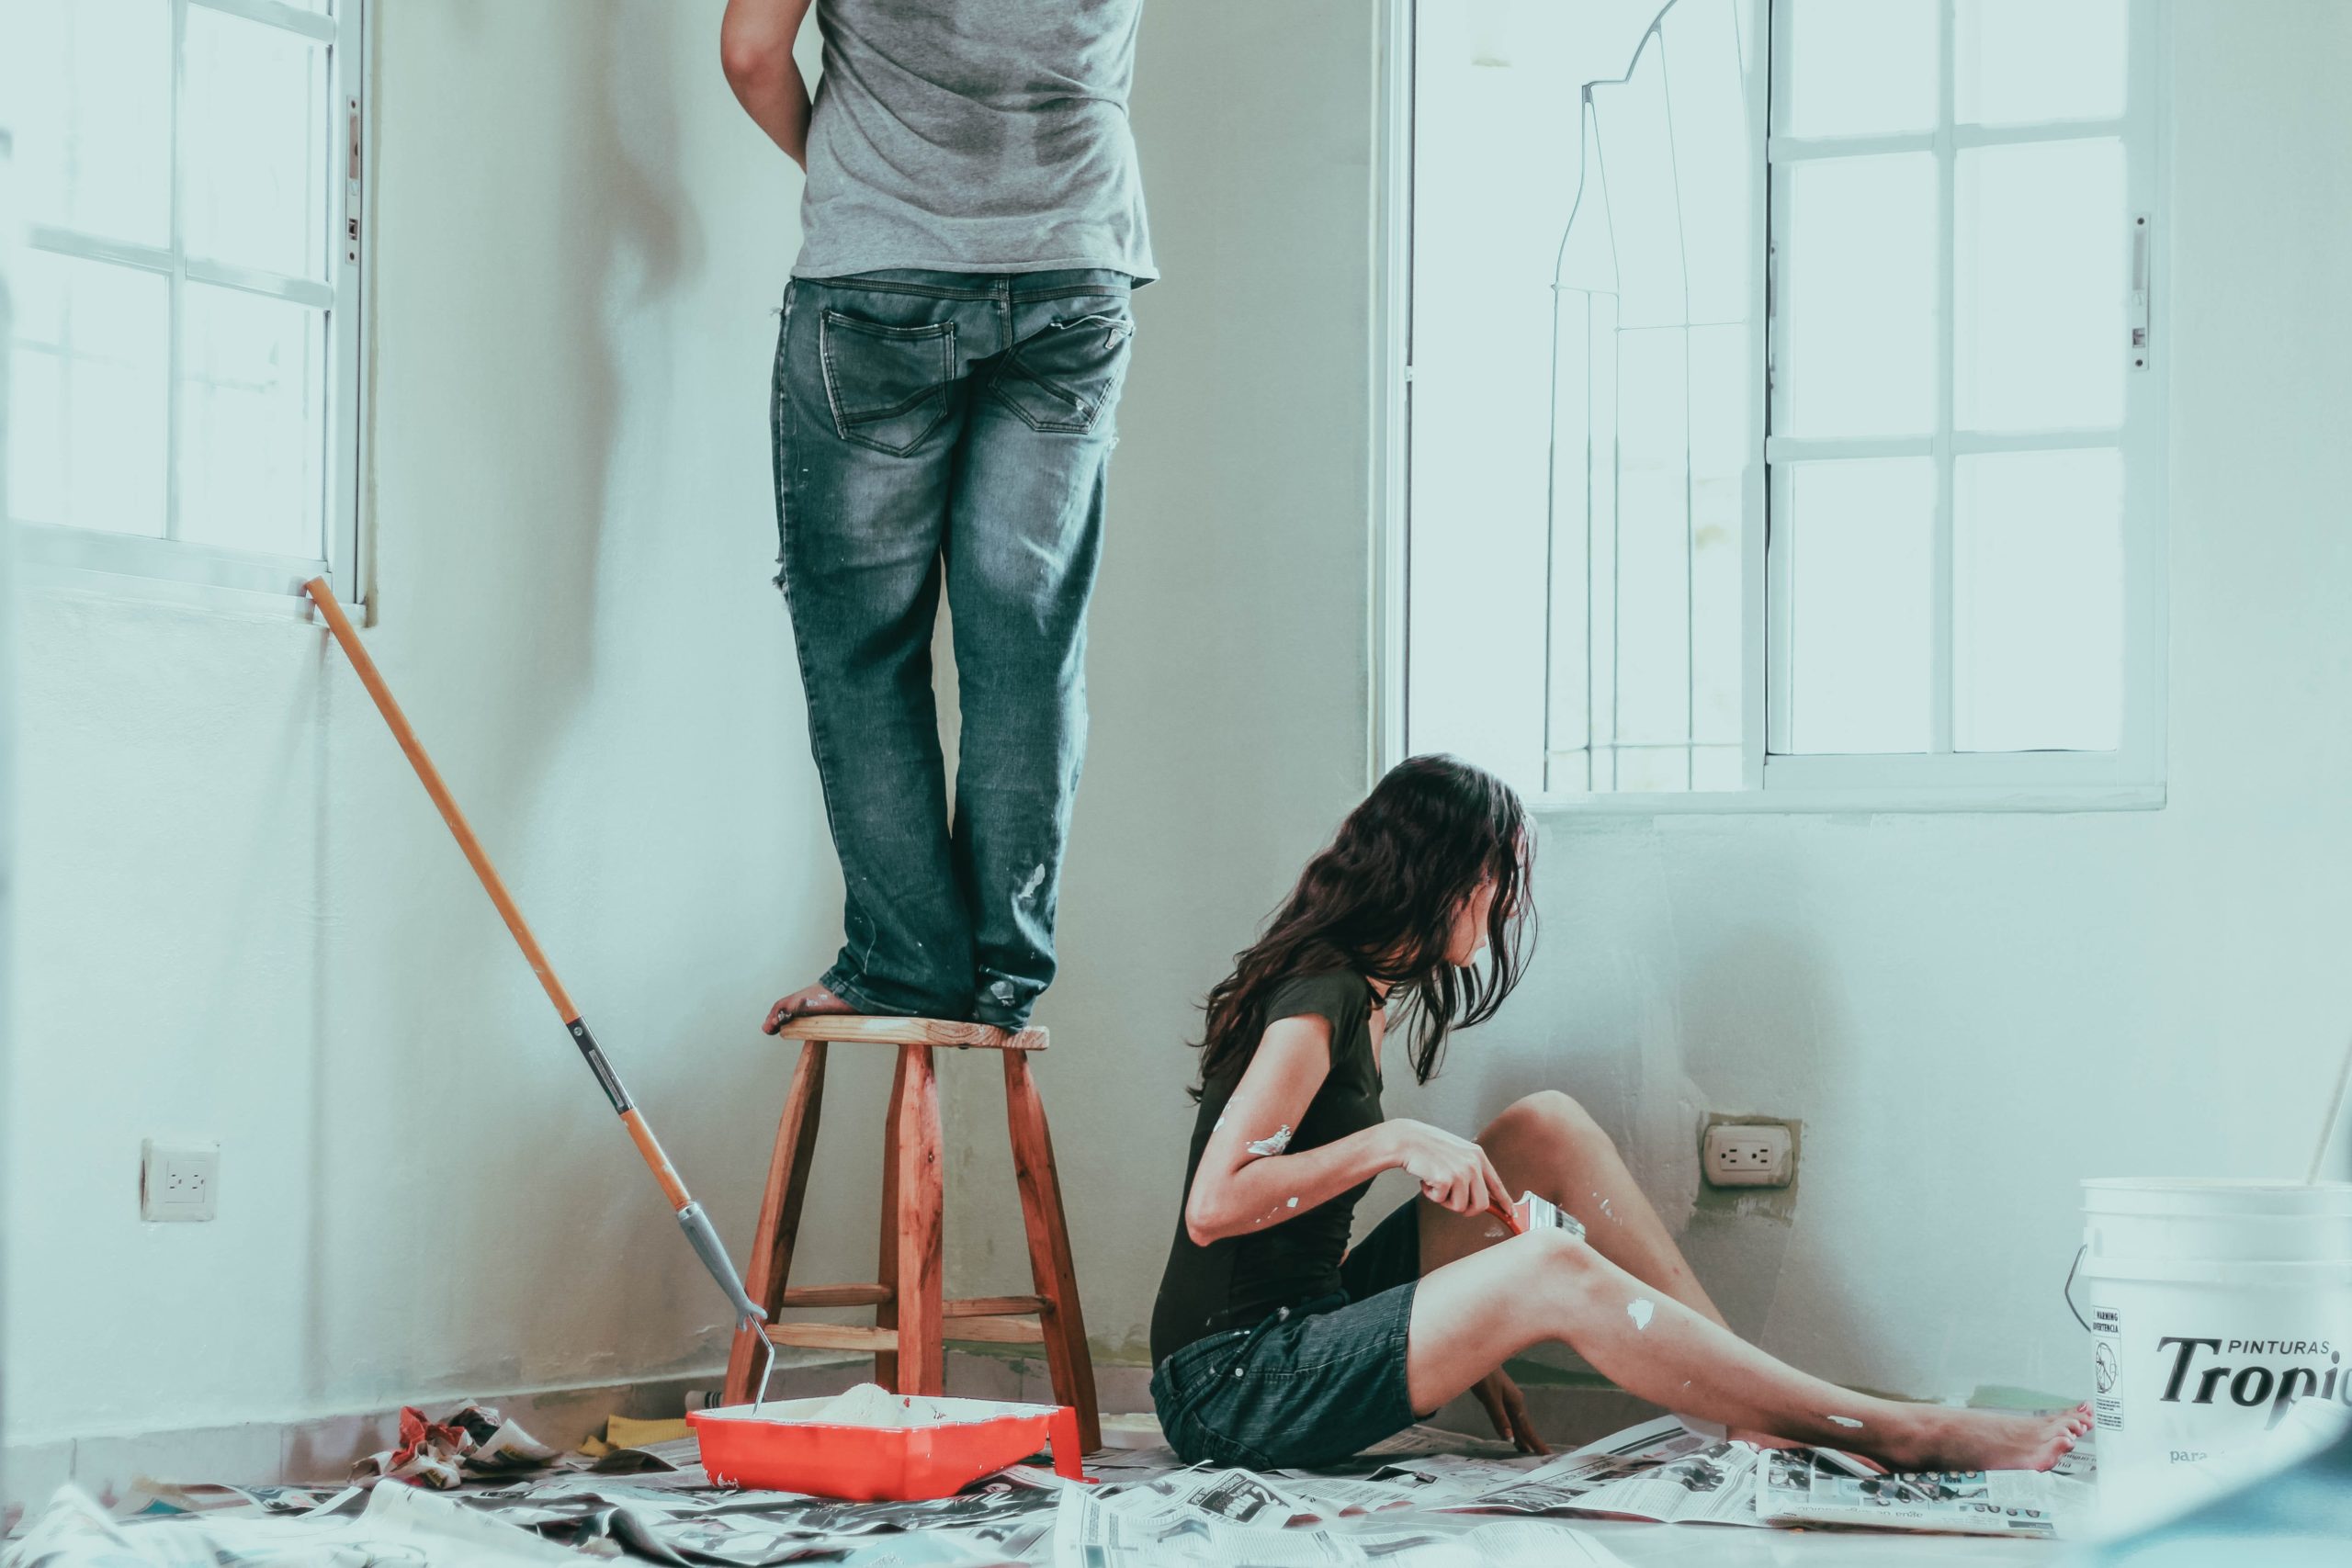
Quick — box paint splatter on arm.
[1243,1123,1294,1158]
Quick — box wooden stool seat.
[723,1016,1100,1450]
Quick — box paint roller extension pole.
[302,577,767,1334]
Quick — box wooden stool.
[722,1016,1101,1450]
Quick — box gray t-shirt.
[794,0,1156,281]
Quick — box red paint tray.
[686,1394,1090,1501]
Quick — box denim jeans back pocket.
[819,309,956,456]
[992,313,1134,434]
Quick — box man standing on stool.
[721,0,1153,1032]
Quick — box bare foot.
[763,983,861,1034]
[1877,1402,2094,1473]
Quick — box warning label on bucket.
[2092,1306,2124,1432]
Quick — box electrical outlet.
[1702,1122,1794,1189]
[141,1139,220,1222]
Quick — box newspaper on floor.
[0,1480,578,1567]
[1437,1416,1759,1524]
[446,1471,1062,1565]
[1754,1445,2059,1540]
[350,1401,561,1489]
[1049,1482,1634,1567]
[1308,1414,2073,1537]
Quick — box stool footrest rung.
[942,1314,1046,1345]
[768,1323,898,1352]
[764,1316,1045,1350]
[944,1294,1047,1318]
[779,1283,892,1309]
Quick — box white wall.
[6,1,856,1443]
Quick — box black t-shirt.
[1148,969,1386,1365]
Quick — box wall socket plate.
[141,1139,220,1222]
[1702,1122,1794,1189]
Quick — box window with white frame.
[2,0,365,600]
[1393,0,2164,807]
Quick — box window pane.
[1778,457,1932,754]
[1781,153,1935,437]
[1956,0,2127,126]
[1956,138,2125,431]
[6,251,169,536]
[177,285,327,558]
[1954,448,2123,751]
[3,0,173,245]
[1785,0,1936,138]
[183,6,328,279]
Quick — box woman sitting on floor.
[1148,753,2090,1472]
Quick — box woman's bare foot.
[762,982,861,1033]
[1875,1402,2094,1473]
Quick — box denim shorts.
[1149,1200,1425,1470]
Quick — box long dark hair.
[1193,754,1533,1093]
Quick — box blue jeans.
[771,269,1134,1026]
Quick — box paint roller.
[303,577,776,1403]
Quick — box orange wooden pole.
[304,576,763,1330]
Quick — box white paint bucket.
[2077,1179,2352,1525]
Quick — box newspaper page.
[1,1479,580,1568]
[1755,1447,2060,1540]
[450,1471,1061,1565]
[1050,1483,1633,1568]
[1468,1435,1764,1526]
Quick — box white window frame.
[12,0,368,614]
[1376,0,2169,815]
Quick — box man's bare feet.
[762,982,862,1034]
[1874,1402,2094,1473]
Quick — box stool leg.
[873,1045,909,1389]
[894,1043,946,1396]
[724,1041,828,1406]
[1003,1052,1100,1451]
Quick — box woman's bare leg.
[1417,1091,1725,1327]
[1408,1230,2090,1472]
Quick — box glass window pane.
[1954,448,2123,752]
[183,6,328,279]
[1781,153,1936,437]
[1779,457,1933,754]
[3,0,173,245]
[177,285,326,558]
[6,251,169,536]
[1956,138,2125,432]
[1785,0,1936,138]
[1956,0,2128,127]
